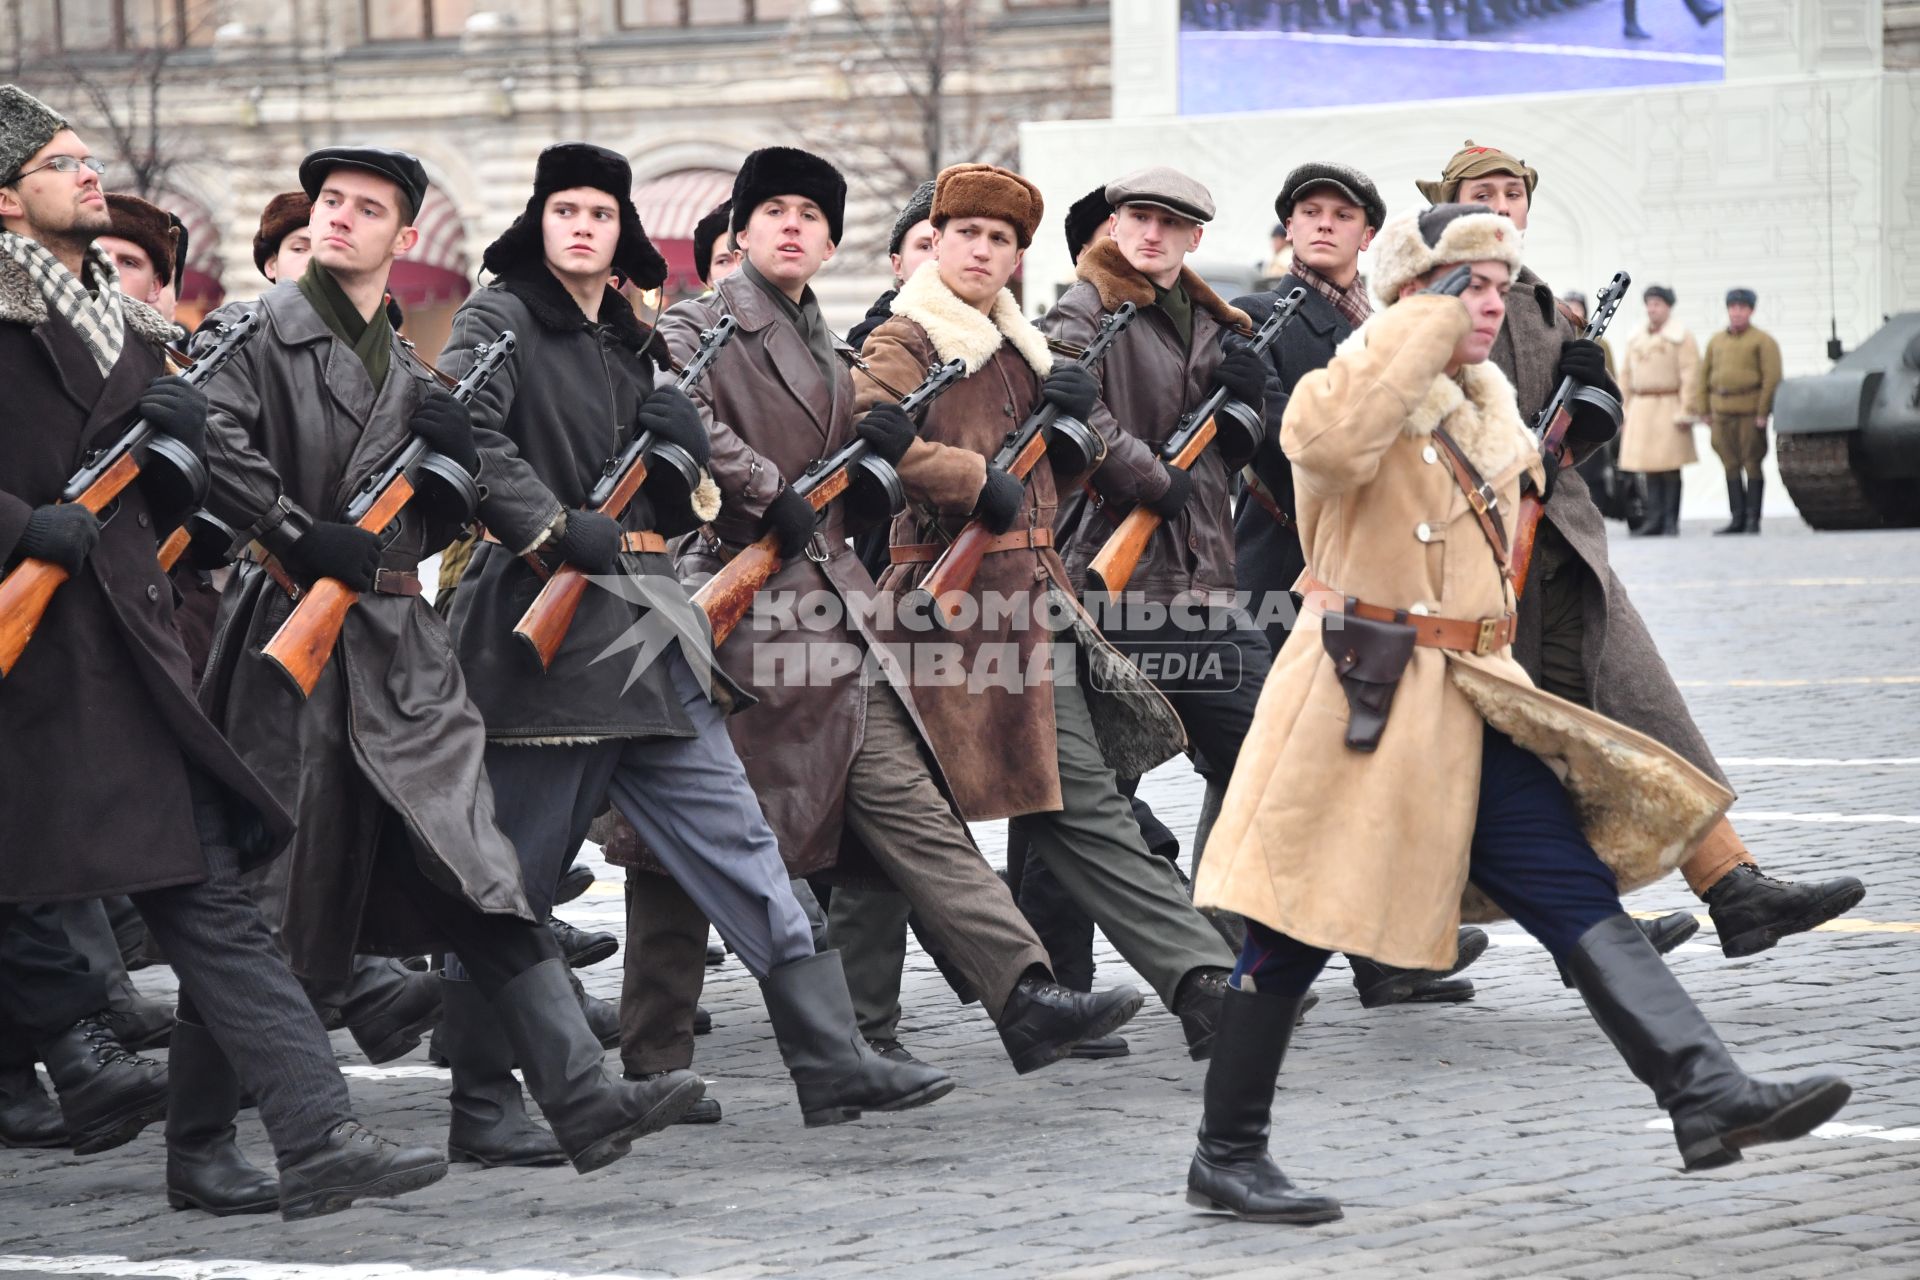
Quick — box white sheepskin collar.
[1639,319,1692,346]
[1337,318,1543,487]
[890,260,1053,377]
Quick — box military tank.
[1775,312,1920,529]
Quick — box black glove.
[287,521,381,592]
[1556,338,1610,388]
[973,467,1025,535]
[409,392,478,478]
[17,504,99,574]
[1147,464,1193,521]
[1212,344,1267,412]
[637,385,710,468]
[1040,364,1099,421]
[1422,264,1474,298]
[761,486,818,559]
[854,403,916,467]
[139,375,207,460]
[554,508,622,575]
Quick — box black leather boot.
[278,1120,448,1220]
[439,977,566,1169]
[1179,968,1319,1058]
[1348,926,1487,1007]
[492,959,705,1172]
[0,1065,66,1148]
[550,917,618,969]
[1664,470,1684,535]
[1186,985,1343,1224]
[342,958,442,1065]
[1565,914,1851,1170]
[1714,473,1747,535]
[760,951,954,1127]
[566,967,622,1049]
[1559,910,1696,987]
[1684,0,1722,23]
[1705,865,1865,958]
[629,1071,722,1124]
[62,900,173,1051]
[555,863,595,906]
[1623,0,1650,37]
[997,969,1145,1075]
[36,1012,170,1154]
[1069,1034,1131,1059]
[164,1017,278,1215]
[1743,474,1763,533]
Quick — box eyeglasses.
[12,155,109,183]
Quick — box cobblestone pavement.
[4,520,1917,1279]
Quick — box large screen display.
[1179,2,1725,113]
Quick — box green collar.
[298,259,392,393]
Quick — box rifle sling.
[1429,424,1510,575]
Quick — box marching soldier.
[691,198,739,291]
[195,143,706,1178]
[1188,205,1845,1224]
[0,84,442,1220]
[253,192,314,285]
[1417,139,1863,958]
[1694,288,1782,535]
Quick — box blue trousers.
[1234,727,1625,993]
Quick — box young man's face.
[735,194,835,290]
[1644,296,1671,328]
[934,216,1022,309]
[1285,189,1374,280]
[541,186,619,282]
[1109,204,1203,283]
[0,129,110,242]
[95,235,162,304]
[265,229,313,283]
[310,168,416,278]
[1457,172,1531,232]
[1401,260,1512,367]
[1726,302,1754,332]
[890,218,935,288]
[706,234,742,285]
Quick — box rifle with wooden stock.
[511,315,739,671]
[258,329,516,698]
[693,356,966,648]
[1509,270,1629,594]
[899,302,1139,630]
[0,310,259,677]
[1084,286,1307,598]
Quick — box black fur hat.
[729,147,847,245]
[482,142,667,290]
[1063,185,1112,264]
[693,200,731,285]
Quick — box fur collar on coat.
[889,261,1052,377]
[1073,237,1251,335]
[0,252,178,347]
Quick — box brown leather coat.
[1046,238,1251,607]
[196,283,532,983]
[853,266,1184,820]
[658,269,944,876]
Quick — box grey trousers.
[828,885,912,1040]
[483,650,813,980]
[1009,679,1236,1008]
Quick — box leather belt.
[1300,573,1515,657]
[889,526,1053,566]
[251,552,419,598]
[481,528,667,554]
[1245,475,1293,531]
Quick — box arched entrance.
[161,192,224,331]
[390,186,472,358]
[632,168,736,303]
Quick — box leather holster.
[1322,601,1417,752]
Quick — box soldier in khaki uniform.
[1693,288,1781,534]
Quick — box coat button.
[146,584,160,602]
[136,512,151,528]
[1423,445,1439,464]
[1410,603,1432,616]
[1416,522,1434,542]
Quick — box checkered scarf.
[1290,257,1372,331]
[0,229,126,376]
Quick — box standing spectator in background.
[1260,220,1290,282]
[1618,284,1700,537]
[1694,288,1781,535]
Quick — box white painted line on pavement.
[1645,1119,1920,1142]
[0,1260,674,1280]
[1721,757,1920,767]
[1190,30,1724,66]
[1632,577,1920,590]
[1674,676,1920,688]
[1735,809,1920,825]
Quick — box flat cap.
[298,145,430,221]
[1726,288,1757,308]
[1104,166,1214,225]
[0,85,68,185]
[1277,161,1386,230]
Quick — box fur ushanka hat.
[483,142,667,290]
[1370,203,1524,307]
[729,147,847,245]
[931,163,1044,249]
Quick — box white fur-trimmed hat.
[1371,203,1523,307]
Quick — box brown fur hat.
[932,163,1044,249]
[252,191,312,278]
[103,194,178,283]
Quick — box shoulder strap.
[1430,424,1510,574]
